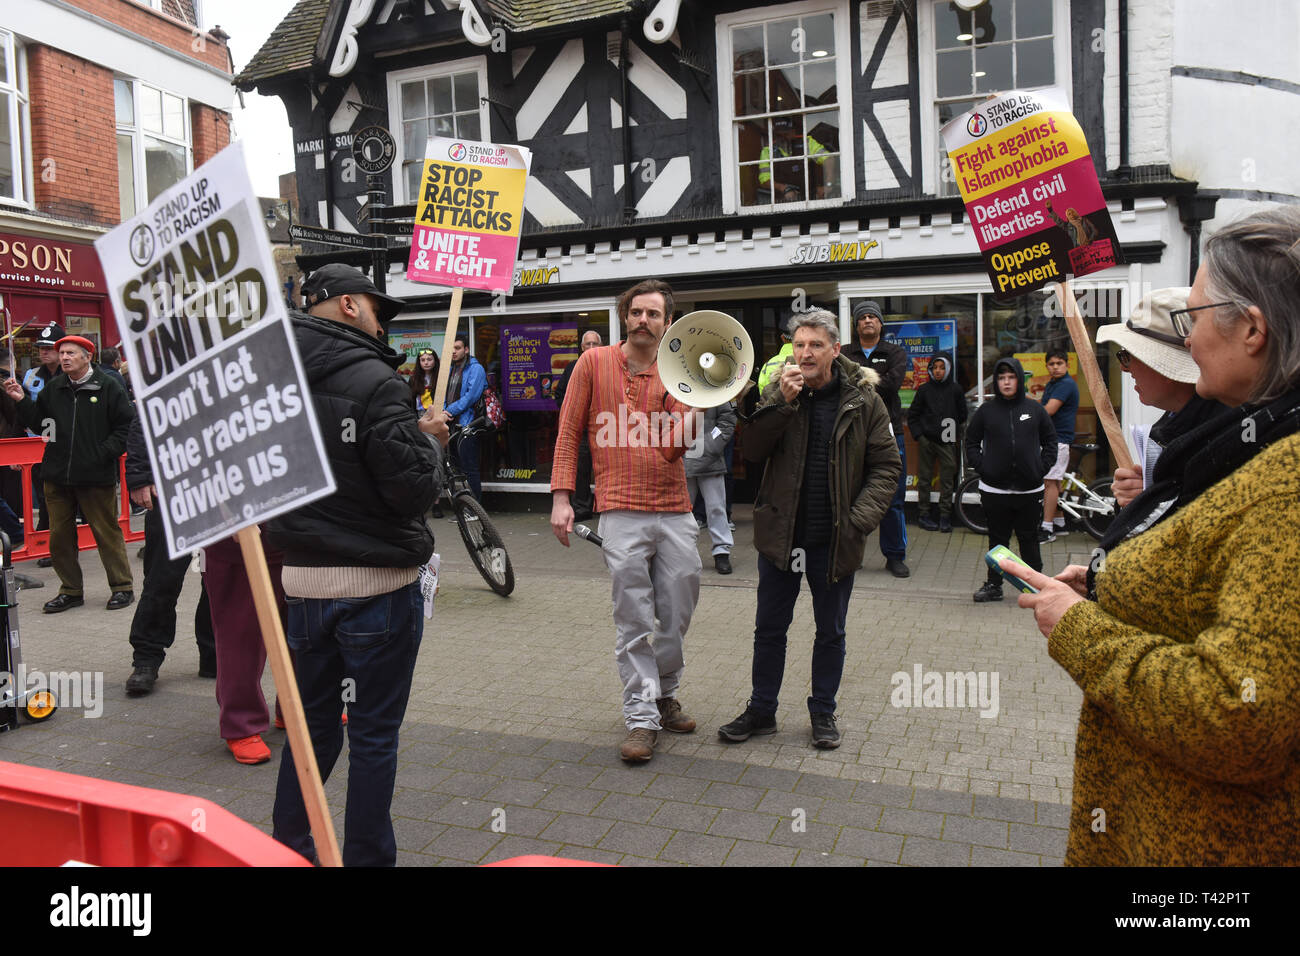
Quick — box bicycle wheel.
[953,475,988,535]
[1079,478,1117,541]
[451,493,515,597]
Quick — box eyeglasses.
[1169,302,1235,338]
[1115,348,1132,371]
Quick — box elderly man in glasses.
[1096,288,1229,507]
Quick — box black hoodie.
[965,356,1057,492]
[906,351,966,442]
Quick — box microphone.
[574,524,603,548]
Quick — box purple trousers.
[202,531,286,741]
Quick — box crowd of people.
[6,205,1299,866]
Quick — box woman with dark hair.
[410,348,439,413]
[1005,206,1300,865]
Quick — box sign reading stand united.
[405,137,531,293]
[941,88,1121,302]
[95,141,336,560]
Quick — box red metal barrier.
[0,760,311,866]
[0,437,144,563]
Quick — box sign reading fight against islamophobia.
[941,88,1121,301]
[405,137,531,292]
[95,141,335,559]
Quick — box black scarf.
[1088,387,1300,597]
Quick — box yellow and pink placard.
[405,137,531,293]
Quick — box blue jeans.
[752,546,855,716]
[272,581,424,867]
[455,432,481,501]
[878,432,908,560]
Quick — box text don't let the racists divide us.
[941,87,1121,302]
[95,140,336,560]
[406,137,531,293]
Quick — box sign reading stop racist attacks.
[95,141,335,559]
[406,137,530,293]
[942,88,1121,302]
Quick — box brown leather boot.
[619,728,657,762]
[657,697,696,734]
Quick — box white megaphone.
[656,310,755,408]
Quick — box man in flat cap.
[4,334,135,611]
[268,263,450,866]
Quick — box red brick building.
[0,0,233,368]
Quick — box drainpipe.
[1117,0,1130,181]
[620,19,635,223]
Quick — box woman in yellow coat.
[1003,206,1300,865]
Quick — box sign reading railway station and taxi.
[405,136,531,293]
[95,141,336,559]
[941,87,1121,301]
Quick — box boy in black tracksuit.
[907,351,965,531]
[964,357,1057,602]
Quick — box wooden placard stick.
[430,286,463,412]
[1053,281,1134,471]
[235,525,342,868]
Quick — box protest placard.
[95,141,343,866]
[94,141,335,560]
[406,137,531,294]
[942,88,1120,302]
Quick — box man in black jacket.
[965,357,1057,602]
[5,335,134,612]
[907,352,966,532]
[843,300,911,577]
[268,263,449,867]
[121,415,216,696]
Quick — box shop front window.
[455,311,610,486]
[388,59,488,204]
[979,285,1122,479]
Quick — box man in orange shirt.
[551,280,703,763]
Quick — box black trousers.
[982,490,1043,584]
[127,498,215,669]
[572,436,594,514]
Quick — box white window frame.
[115,77,193,219]
[0,29,32,207]
[918,0,1072,195]
[716,0,857,215]
[386,56,490,205]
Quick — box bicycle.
[427,417,515,597]
[954,442,1117,541]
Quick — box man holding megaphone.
[551,279,705,764]
[720,309,900,749]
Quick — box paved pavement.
[0,506,1098,866]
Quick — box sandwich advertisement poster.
[406,136,531,293]
[500,323,579,409]
[940,87,1120,302]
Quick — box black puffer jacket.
[965,356,1057,491]
[267,311,443,568]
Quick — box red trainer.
[227,734,271,765]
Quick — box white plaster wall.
[1172,0,1300,85]
[1171,82,1300,200]
[859,1,911,191]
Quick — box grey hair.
[787,308,839,344]
[1203,205,1300,403]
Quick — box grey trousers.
[688,475,733,555]
[598,510,702,730]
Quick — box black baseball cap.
[301,264,405,324]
